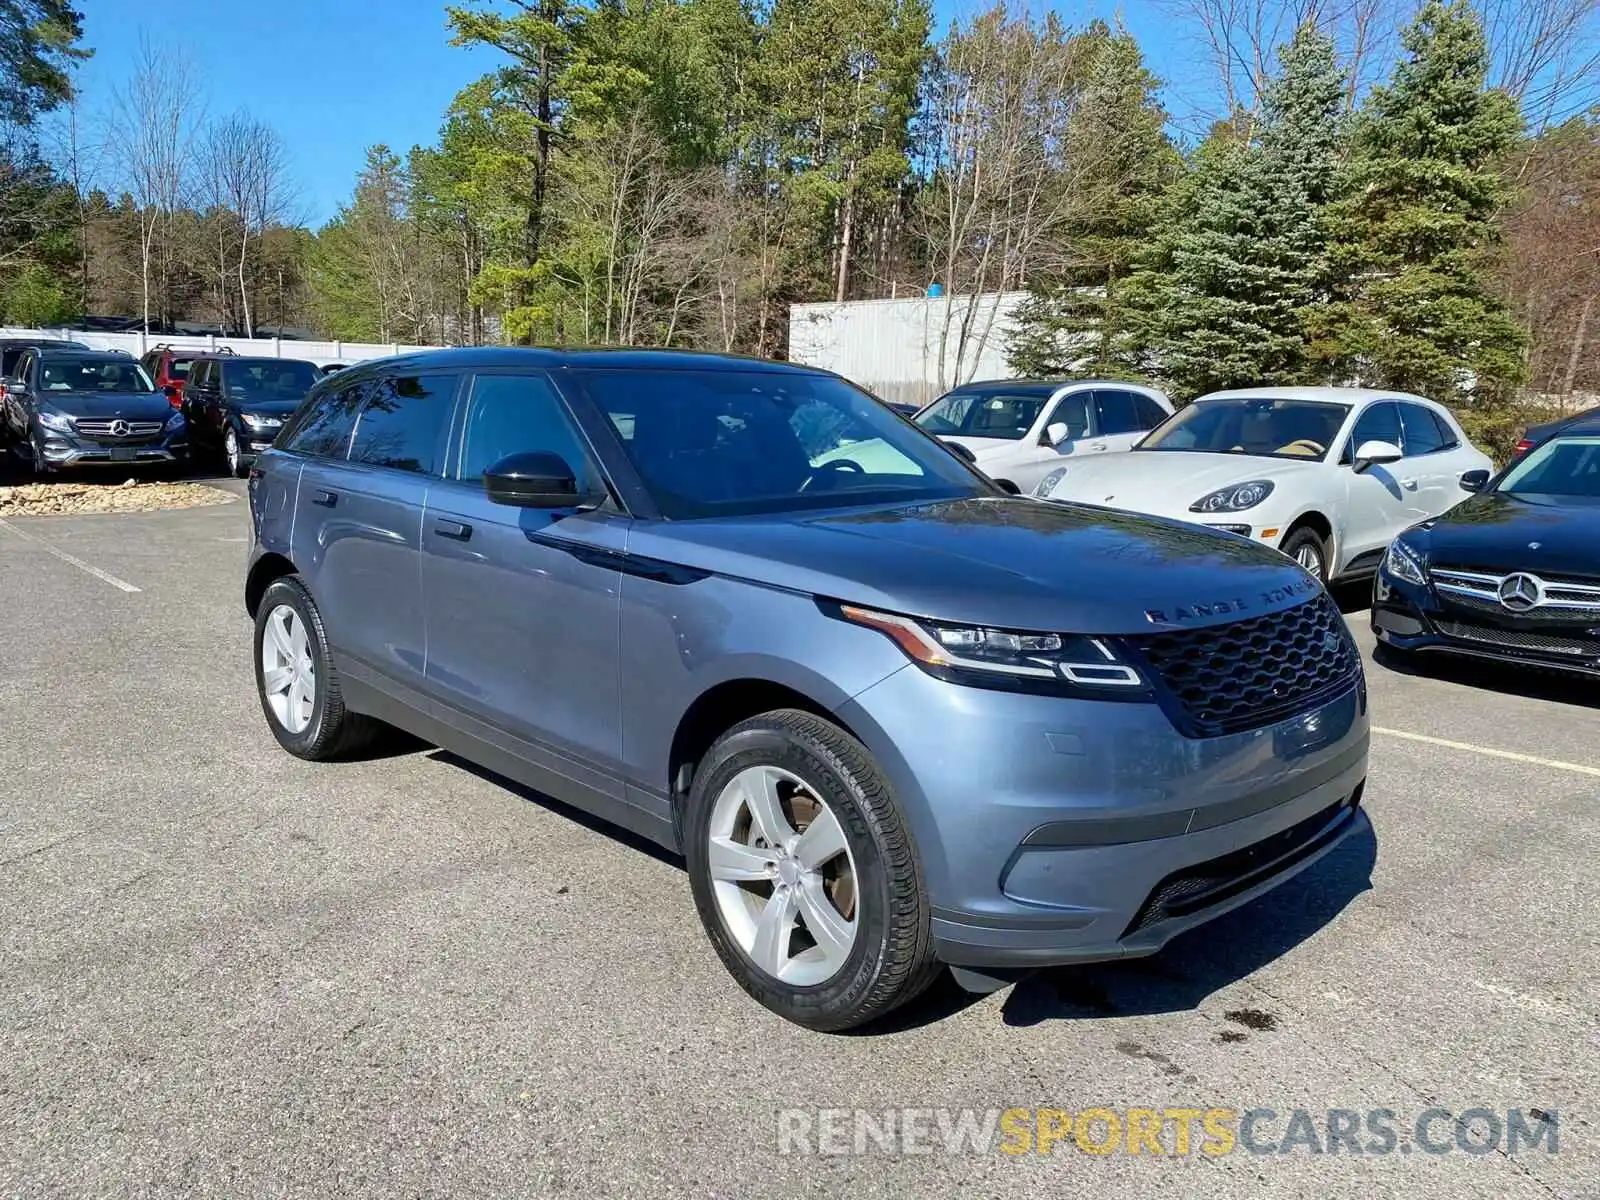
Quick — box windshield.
[577,368,992,519]
[1138,398,1350,460]
[38,357,155,393]
[222,359,322,402]
[167,358,193,378]
[914,385,1054,441]
[1498,436,1600,497]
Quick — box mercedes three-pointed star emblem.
[1498,572,1542,612]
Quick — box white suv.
[912,379,1174,494]
[1033,386,1494,582]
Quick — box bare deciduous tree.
[112,33,202,331]
[198,112,294,336]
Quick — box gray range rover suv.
[246,349,1371,1031]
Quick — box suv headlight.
[242,413,283,432]
[1033,467,1068,497]
[835,604,1147,694]
[163,410,186,433]
[1381,539,1426,586]
[1190,480,1274,513]
[36,410,73,433]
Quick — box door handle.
[311,489,337,507]
[1090,441,1108,452]
[433,519,472,541]
[1401,478,1418,491]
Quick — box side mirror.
[1353,439,1403,472]
[993,478,1022,495]
[1041,422,1070,447]
[946,441,976,464]
[1459,468,1491,493]
[484,450,595,508]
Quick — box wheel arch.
[1283,509,1336,569]
[245,552,298,618]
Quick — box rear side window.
[281,380,367,460]
[349,373,459,475]
[1429,407,1459,450]
[457,372,596,484]
[1093,390,1143,435]
[1399,403,1447,456]
[1131,392,1168,429]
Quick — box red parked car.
[140,346,205,407]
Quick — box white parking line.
[1373,726,1600,777]
[0,517,141,593]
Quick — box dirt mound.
[0,479,237,518]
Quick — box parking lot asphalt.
[1,485,1595,1199]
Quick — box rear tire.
[1281,526,1328,582]
[684,709,939,1032]
[253,575,380,760]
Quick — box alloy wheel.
[706,764,859,986]
[1295,542,1325,578]
[260,603,315,734]
[226,429,241,477]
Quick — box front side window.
[349,373,458,475]
[37,356,155,393]
[1497,436,1600,497]
[578,368,988,519]
[914,385,1054,441]
[456,372,597,484]
[1140,398,1350,460]
[281,380,367,460]
[1046,391,1091,439]
[1342,402,1403,463]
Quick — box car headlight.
[835,604,1146,694]
[242,413,283,432]
[1381,539,1426,586]
[36,410,73,433]
[163,410,187,433]
[1190,480,1275,513]
[1033,467,1068,497]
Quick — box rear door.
[1091,388,1163,453]
[420,369,627,799]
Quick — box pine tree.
[1005,23,1177,377]
[1115,23,1346,397]
[1314,0,1525,401]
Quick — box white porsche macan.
[1032,387,1494,582]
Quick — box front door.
[1340,400,1411,568]
[421,370,627,800]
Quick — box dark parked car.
[1513,404,1598,460]
[182,355,323,476]
[246,348,1370,1031]
[1375,419,1600,676]
[1,337,90,383]
[3,348,188,474]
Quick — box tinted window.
[1046,391,1090,439]
[1094,390,1142,435]
[1499,436,1600,497]
[1429,408,1459,450]
[1343,402,1402,463]
[5,349,29,378]
[282,380,366,460]
[579,368,986,519]
[1132,392,1168,429]
[1399,403,1446,456]
[221,359,322,402]
[168,358,193,379]
[915,385,1054,440]
[458,373,595,483]
[349,373,457,475]
[38,356,154,392]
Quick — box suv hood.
[1050,451,1318,505]
[628,495,1321,634]
[239,398,302,417]
[43,392,172,422]
[1413,491,1600,576]
[938,435,1026,461]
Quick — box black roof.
[1527,406,1600,439]
[1,337,89,350]
[192,353,320,366]
[321,346,826,377]
[35,346,132,359]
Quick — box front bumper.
[1372,566,1600,677]
[837,664,1370,970]
[35,431,188,469]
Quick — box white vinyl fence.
[0,327,447,367]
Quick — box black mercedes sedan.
[1373,425,1600,676]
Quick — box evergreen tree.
[1315,0,1524,400]
[1115,23,1346,397]
[1005,23,1176,377]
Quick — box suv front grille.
[74,419,164,443]
[1124,593,1360,737]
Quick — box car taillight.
[1513,438,1533,458]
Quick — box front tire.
[1281,526,1328,582]
[684,709,939,1031]
[253,576,379,760]
[224,427,245,478]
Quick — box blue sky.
[71,1,1194,228]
